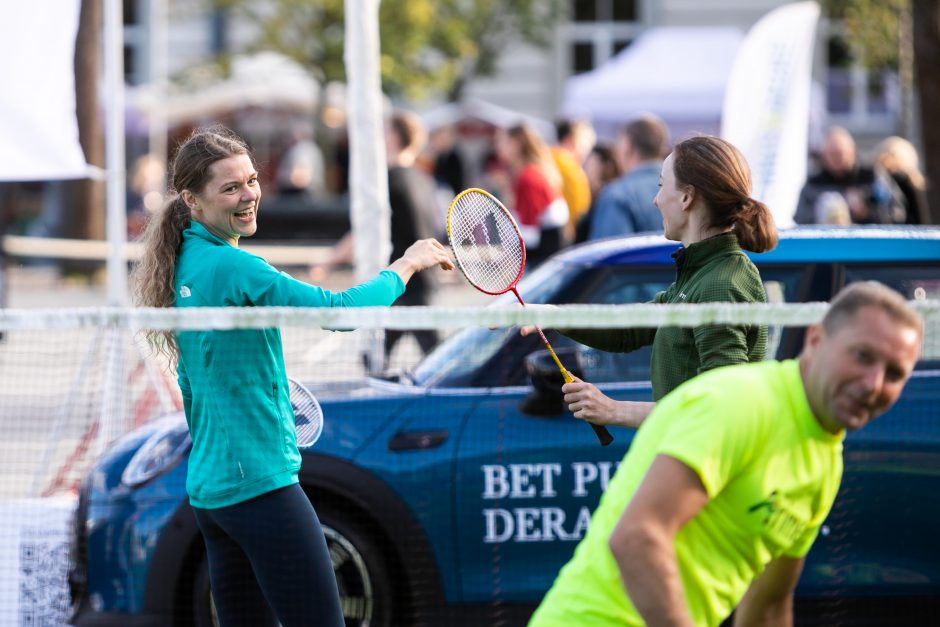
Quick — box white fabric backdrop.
[0,0,89,181]
[721,1,821,227]
[561,27,744,141]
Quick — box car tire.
[192,557,216,627]
[190,502,398,627]
[317,503,398,627]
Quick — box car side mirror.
[518,347,583,417]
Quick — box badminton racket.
[288,377,324,448]
[446,188,613,446]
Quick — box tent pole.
[103,0,127,307]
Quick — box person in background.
[794,127,905,225]
[575,142,624,243]
[427,124,467,197]
[494,124,570,266]
[589,115,670,240]
[551,119,596,241]
[275,123,325,198]
[530,281,923,627]
[532,135,778,430]
[135,125,453,627]
[871,135,931,225]
[126,153,167,239]
[312,111,444,364]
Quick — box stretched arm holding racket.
[136,125,455,627]
[388,238,454,282]
[524,136,780,429]
[519,314,657,429]
[447,187,613,446]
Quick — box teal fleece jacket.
[174,222,404,508]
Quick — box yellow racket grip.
[539,333,614,447]
[539,333,571,381]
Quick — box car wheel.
[192,557,217,627]
[191,505,398,627]
[318,504,398,627]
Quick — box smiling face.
[653,152,691,242]
[801,305,921,434]
[182,154,260,246]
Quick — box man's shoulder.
[679,359,792,404]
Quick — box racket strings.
[449,193,524,293]
[288,379,323,447]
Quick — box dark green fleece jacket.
[563,233,767,401]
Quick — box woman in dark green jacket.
[545,135,778,429]
[135,126,452,627]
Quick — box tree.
[821,0,938,223]
[213,0,562,102]
[911,0,940,223]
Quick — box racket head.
[288,377,323,449]
[446,188,527,295]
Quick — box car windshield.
[412,260,578,387]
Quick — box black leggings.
[193,484,344,627]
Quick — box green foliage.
[213,0,563,101]
[822,0,907,68]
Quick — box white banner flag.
[721,1,821,227]
[0,0,90,181]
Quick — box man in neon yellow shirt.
[529,281,923,627]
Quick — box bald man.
[794,127,905,225]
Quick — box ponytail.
[135,125,253,362]
[672,136,779,254]
[134,196,191,362]
[733,197,778,253]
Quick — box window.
[554,266,808,384]
[572,0,637,22]
[564,0,642,74]
[571,42,594,75]
[823,23,900,134]
[552,265,672,384]
[844,264,940,360]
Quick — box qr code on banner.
[20,539,70,626]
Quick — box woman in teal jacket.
[135,126,453,627]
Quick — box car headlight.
[121,415,192,488]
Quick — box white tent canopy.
[561,27,744,142]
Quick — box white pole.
[344,0,390,373]
[343,0,390,282]
[102,0,127,449]
[103,0,127,306]
[148,0,168,180]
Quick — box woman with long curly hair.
[136,125,452,626]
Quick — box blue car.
[69,227,940,626]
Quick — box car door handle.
[388,430,449,451]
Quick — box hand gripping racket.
[446,188,613,446]
[288,377,324,449]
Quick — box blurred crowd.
[404,114,932,268]
[121,110,932,250]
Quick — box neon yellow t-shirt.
[529,360,844,627]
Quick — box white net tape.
[1,301,939,331]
